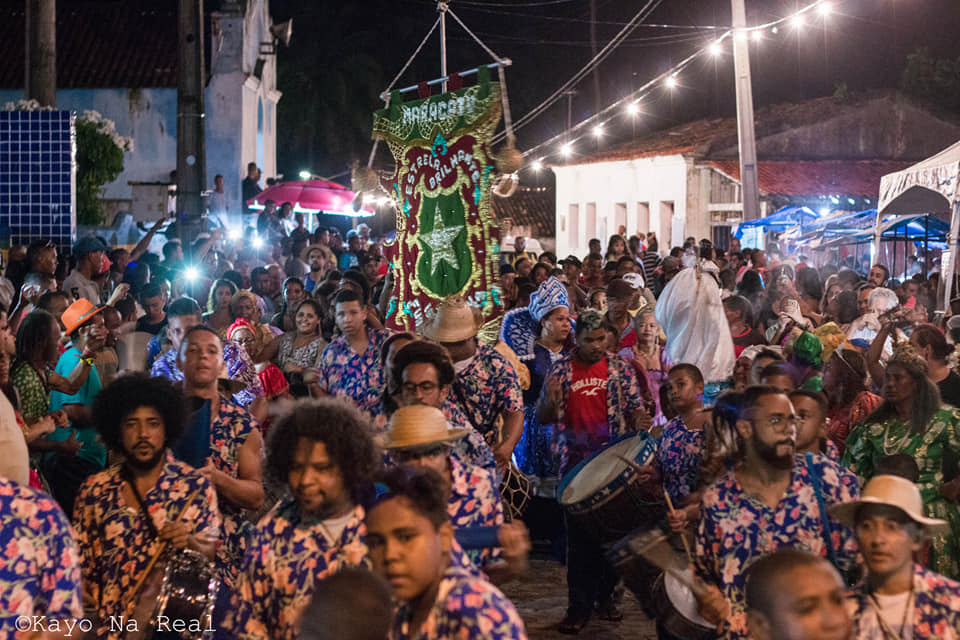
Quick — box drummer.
[694,385,859,640]
[73,374,221,640]
[538,309,650,634]
[383,404,530,580]
[656,364,710,517]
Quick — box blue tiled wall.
[0,110,76,249]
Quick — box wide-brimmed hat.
[300,243,331,264]
[423,296,478,343]
[383,405,468,449]
[829,474,949,535]
[62,298,106,335]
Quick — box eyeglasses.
[751,415,799,430]
[401,381,439,395]
[392,444,447,462]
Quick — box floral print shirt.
[151,339,264,406]
[445,401,498,480]
[695,455,860,640]
[318,327,391,420]
[847,564,960,639]
[389,560,527,640]
[445,343,523,436]
[73,459,221,640]
[276,333,327,370]
[656,416,704,503]
[448,456,504,570]
[0,478,83,631]
[225,501,368,640]
[196,398,260,588]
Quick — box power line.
[499,0,665,141]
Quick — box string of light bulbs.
[517,0,839,169]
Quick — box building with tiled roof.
[552,90,960,257]
[0,0,284,222]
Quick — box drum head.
[664,569,714,629]
[561,434,650,505]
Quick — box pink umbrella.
[246,179,374,217]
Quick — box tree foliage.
[900,47,960,113]
[76,119,126,225]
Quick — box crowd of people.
[3,216,960,640]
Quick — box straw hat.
[61,298,105,336]
[829,474,949,535]
[383,405,468,450]
[423,296,478,343]
[300,243,331,264]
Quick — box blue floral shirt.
[318,327,391,421]
[183,397,260,588]
[0,478,83,632]
[151,339,264,406]
[444,401,497,480]
[847,564,960,639]
[657,417,704,503]
[444,343,523,436]
[695,455,860,640]
[448,456,504,570]
[225,501,368,640]
[389,560,527,640]
[73,459,221,640]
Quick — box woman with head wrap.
[514,277,573,492]
[843,343,960,576]
[821,347,880,457]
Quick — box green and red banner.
[373,70,503,341]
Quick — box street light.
[818,2,832,16]
[665,75,678,89]
[561,143,573,157]
[626,102,640,116]
[593,124,604,138]
[709,40,723,56]
[531,159,544,171]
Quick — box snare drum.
[651,569,716,640]
[148,549,219,639]
[558,433,664,544]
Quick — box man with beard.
[694,386,859,640]
[224,399,379,640]
[73,375,220,640]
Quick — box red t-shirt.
[565,358,609,439]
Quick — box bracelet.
[80,356,96,367]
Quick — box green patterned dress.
[842,407,960,578]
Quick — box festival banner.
[373,69,504,342]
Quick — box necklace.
[868,585,913,640]
[881,420,915,456]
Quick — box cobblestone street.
[501,556,658,640]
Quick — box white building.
[0,0,283,220]
[552,91,960,257]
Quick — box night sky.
[264,0,960,173]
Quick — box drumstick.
[128,487,206,605]
[663,489,695,566]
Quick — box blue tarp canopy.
[781,209,877,241]
[817,214,948,248]
[734,206,819,238]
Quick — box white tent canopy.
[875,139,960,308]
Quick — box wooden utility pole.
[177,0,206,239]
[25,0,56,107]
[731,0,760,221]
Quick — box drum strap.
[121,465,160,540]
[805,452,838,570]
